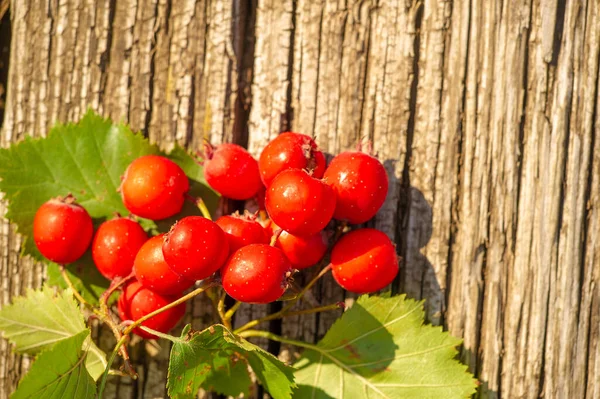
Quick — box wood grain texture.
[2,0,600,398]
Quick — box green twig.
[196,197,212,220]
[98,335,128,398]
[59,265,90,308]
[237,330,319,351]
[234,302,343,333]
[216,290,231,330]
[224,301,242,321]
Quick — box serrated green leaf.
[168,324,295,399]
[0,286,106,380]
[293,295,477,399]
[0,110,160,259]
[11,330,96,399]
[0,110,219,305]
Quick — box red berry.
[276,229,328,269]
[121,155,189,220]
[331,228,398,293]
[203,143,261,200]
[92,217,148,280]
[162,216,229,281]
[323,151,388,224]
[133,235,194,295]
[258,132,326,187]
[265,169,335,236]
[33,197,93,264]
[221,244,292,304]
[215,213,270,255]
[118,281,186,339]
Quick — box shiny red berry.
[323,151,388,224]
[215,213,270,255]
[92,217,148,280]
[203,143,262,200]
[331,228,398,293]
[258,132,326,187]
[265,169,335,236]
[133,234,194,295]
[118,280,186,339]
[221,244,292,304]
[276,229,328,269]
[33,197,93,264]
[121,155,189,220]
[162,216,229,281]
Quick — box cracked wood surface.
[2,0,600,398]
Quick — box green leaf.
[0,286,106,380]
[0,110,219,305]
[168,324,295,399]
[293,295,477,399]
[11,330,96,399]
[0,109,160,259]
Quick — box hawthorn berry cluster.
[32,132,398,340]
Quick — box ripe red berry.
[133,234,194,295]
[215,213,270,255]
[276,229,328,269]
[92,217,148,280]
[118,281,186,339]
[203,143,262,200]
[121,155,189,220]
[221,244,292,304]
[265,169,335,236]
[331,228,398,293]
[162,216,229,281]
[323,151,388,224]
[33,197,93,264]
[258,132,326,187]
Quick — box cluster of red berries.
[32,132,398,339]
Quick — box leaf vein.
[323,302,422,353]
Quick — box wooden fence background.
[1,0,600,398]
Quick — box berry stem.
[196,197,212,220]
[184,194,212,220]
[137,326,185,343]
[59,265,91,308]
[237,330,319,352]
[234,264,332,334]
[224,301,242,321]
[233,302,343,333]
[99,271,135,316]
[269,228,282,246]
[216,290,231,330]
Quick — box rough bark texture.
[1,0,600,398]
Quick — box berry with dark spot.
[275,228,328,269]
[92,217,148,280]
[258,132,326,187]
[265,169,335,236]
[120,155,189,220]
[118,280,186,339]
[323,151,388,224]
[215,212,270,255]
[331,228,398,293]
[133,234,194,295]
[162,216,229,281]
[33,196,93,264]
[203,143,262,200]
[221,244,292,304]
